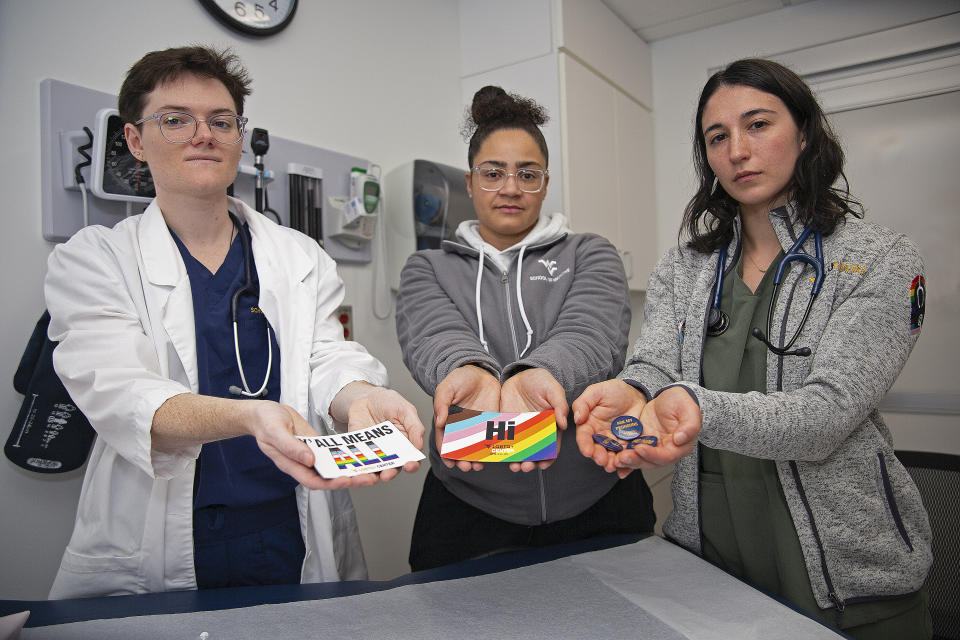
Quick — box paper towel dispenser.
[384,159,473,290]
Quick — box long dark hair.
[682,58,862,252]
[463,86,549,167]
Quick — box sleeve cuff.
[621,379,652,402]
[654,383,700,407]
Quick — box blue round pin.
[592,433,623,452]
[611,415,642,441]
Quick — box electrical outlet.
[335,305,353,340]
[59,129,90,191]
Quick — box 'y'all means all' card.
[440,409,557,462]
[299,421,424,478]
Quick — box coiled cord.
[75,127,93,228]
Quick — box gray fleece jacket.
[396,214,633,525]
[623,204,932,610]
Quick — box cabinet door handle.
[622,250,634,280]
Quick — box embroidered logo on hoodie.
[538,258,558,276]
[529,259,570,283]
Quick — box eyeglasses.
[471,165,548,193]
[135,111,248,144]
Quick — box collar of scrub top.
[227,212,274,398]
[707,223,824,358]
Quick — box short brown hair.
[118,46,252,124]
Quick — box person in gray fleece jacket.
[397,86,654,571]
[574,59,932,637]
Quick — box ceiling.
[601,0,817,42]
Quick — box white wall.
[650,0,960,254]
[0,0,463,599]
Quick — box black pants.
[409,469,655,571]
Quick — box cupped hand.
[500,368,568,472]
[433,365,501,472]
[571,379,647,474]
[612,385,700,478]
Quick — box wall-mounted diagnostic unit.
[41,79,380,266]
[90,108,154,203]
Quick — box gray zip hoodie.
[396,214,635,525]
[623,205,932,610]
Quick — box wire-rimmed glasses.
[134,111,248,144]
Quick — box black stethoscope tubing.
[706,224,825,357]
[228,213,273,397]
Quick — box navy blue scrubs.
[171,217,305,589]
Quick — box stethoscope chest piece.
[706,307,729,337]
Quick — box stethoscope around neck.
[706,224,825,357]
[226,213,273,398]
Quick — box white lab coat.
[44,198,385,599]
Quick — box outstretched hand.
[572,379,648,474]
[610,385,700,477]
[345,386,426,482]
[249,402,381,490]
[500,368,568,472]
[434,365,501,471]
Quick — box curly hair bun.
[464,85,548,137]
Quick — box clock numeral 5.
[233,1,269,18]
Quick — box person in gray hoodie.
[396,86,655,571]
[574,59,932,638]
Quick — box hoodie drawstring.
[475,248,489,352]
[473,245,533,358]
[515,245,533,358]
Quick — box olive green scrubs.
[699,253,930,639]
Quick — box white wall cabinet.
[559,52,657,288]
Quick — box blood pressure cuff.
[5,311,94,473]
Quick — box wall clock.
[199,0,298,37]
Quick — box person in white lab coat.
[43,46,424,599]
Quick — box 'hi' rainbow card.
[440,409,557,462]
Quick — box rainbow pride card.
[440,409,557,462]
[298,421,424,478]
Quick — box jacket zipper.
[697,242,739,552]
[498,267,546,522]
[538,469,547,523]
[877,453,913,551]
[789,461,845,611]
[772,274,844,610]
[501,270,520,358]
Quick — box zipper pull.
[828,592,845,612]
[501,271,508,283]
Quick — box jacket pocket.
[877,452,913,551]
[50,549,143,598]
